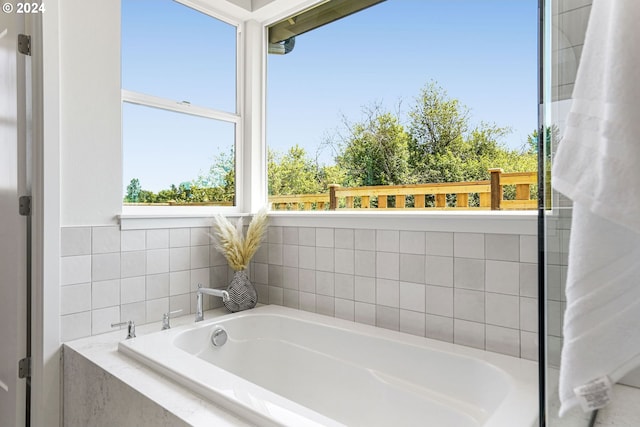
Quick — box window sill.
[120,208,537,234]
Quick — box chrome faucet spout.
[195,284,229,322]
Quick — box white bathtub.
[118,305,537,427]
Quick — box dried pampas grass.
[211,207,269,271]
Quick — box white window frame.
[120,1,244,219]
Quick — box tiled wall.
[60,223,538,361]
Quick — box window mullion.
[122,89,240,124]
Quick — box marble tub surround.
[63,307,252,427]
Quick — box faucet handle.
[161,309,183,330]
[111,320,136,339]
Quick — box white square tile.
[354,229,375,251]
[146,273,169,299]
[486,325,520,357]
[61,227,91,256]
[454,319,485,350]
[485,260,519,295]
[426,232,453,256]
[283,245,298,268]
[92,306,120,335]
[92,279,120,309]
[548,300,563,337]
[298,269,316,293]
[170,294,191,316]
[547,264,562,301]
[253,263,268,285]
[520,297,538,332]
[426,314,453,343]
[299,292,316,312]
[92,253,120,282]
[519,263,538,297]
[190,245,209,269]
[190,227,209,246]
[316,247,334,272]
[454,289,485,322]
[60,283,91,315]
[376,279,399,307]
[454,233,485,259]
[454,258,485,290]
[354,276,375,303]
[400,282,425,312]
[485,293,519,328]
[121,251,145,278]
[92,226,120,254]
[169,228,190,247]
[334,229,354,249]
[520,235,537,263]
[283,267,299,290]
[61,255,91,286]
[425,285,453,317]
[354,250,375,277]
[400,310,425,337]
[210,266,228,286]
[425,256,453,287]
[283,289,299,309]
[268,243,283,266]
[268,265,283,287]
[121,276,145,304]
[120,302,145,327]
[485,234,519,262]
[520,331,538,361]
[376,230,399,252]
[283,227,299,245]
[146,297,169,323]
[169,247,190,272]
[60,311,91,342]
[146,249,169,275]
[316,271,334,296]
[298,227,316,246]
[298,246,316,270]
[316,295,334,316]
[376,252,399,280]
[121,230,146,252]
[334,248,354,274]
[273,286,289,305]
[335,298,354,321]
[316,228,334,247]
[146,229,169,249]
[334,274,354,300]
[400,231,425,255]
[268,226,283,244]
[354,302,375,326]
[190,268,209,292]
[170,270,190,295]
[399,253,425,284]
[210,246,229,265]
[376,306,399,331]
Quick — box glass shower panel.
[544,0,640,425]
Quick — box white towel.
[552,0,640,416]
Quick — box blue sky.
[123,0,537,193]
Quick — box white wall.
[59,0,122,226]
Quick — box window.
[121,0,239,208]
[266,0,538,212]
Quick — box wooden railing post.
[489,168,503,210]
[329,184,339,210]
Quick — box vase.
[224,269,258,312]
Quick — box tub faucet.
[196,284,230,322]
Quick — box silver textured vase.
[224,270,258,312]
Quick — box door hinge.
[19,196,31,216]
[18,34,31,56]
[18,357,31,379]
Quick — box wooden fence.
[269,169,537,211]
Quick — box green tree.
[124,178,142,202]
[335,105,410,186]
[268,145,322,195]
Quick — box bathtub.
[118,305,537,427]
